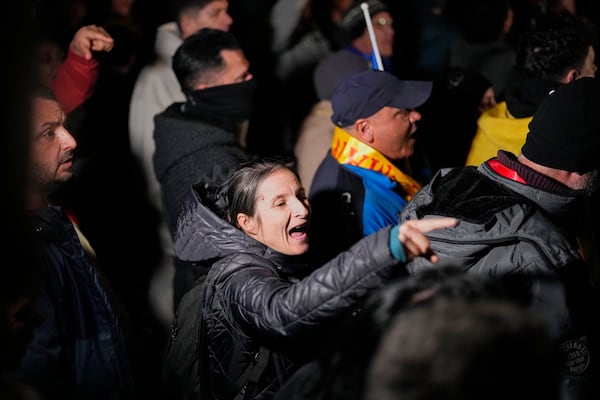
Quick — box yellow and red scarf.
[331,127,421,200]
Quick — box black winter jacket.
[153,104,253,236]
[174,186,404,400]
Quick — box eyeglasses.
[374,17,393,28]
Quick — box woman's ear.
[236,213,257,235]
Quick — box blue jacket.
[14,206,136,400]
[309,152,408,266]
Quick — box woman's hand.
[399,217,458,262]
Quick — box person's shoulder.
[156,102,185,117]
[310,153,342,194]
[133,61,174,89]
[155,21,183,59]
[316,48,367,71]
[311,155,368,192]
[157,21,178,33]
[29,206,69,233]
[214,251,277,280]
[313,151,336,170]
[478,101,518,125]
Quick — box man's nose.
[408,110,422,123]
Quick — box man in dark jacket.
[153,27,256,307]
[12,85,136,400]
[400,77,600,400]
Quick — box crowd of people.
[2,0,600,399]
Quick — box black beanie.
[522,77,600,173]
[341,0,389,41]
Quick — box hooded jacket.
[174,186,404,399]
[465,67,561,167]
[400,159,599,400]
[129,21,186,213]
[128,22,186,319]
[465,101,531,166]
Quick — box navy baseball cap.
[331,69,433,127]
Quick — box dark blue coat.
[14,206,136,400]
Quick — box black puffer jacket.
[174,186,403,400]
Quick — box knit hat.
[522,77,600,173]
[313,50,369,100]
[331,69,432,127]
[341,0,389,41]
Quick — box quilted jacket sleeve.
[213,227,401,345]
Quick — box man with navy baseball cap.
[308,69,432,266]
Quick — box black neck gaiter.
[182,79,257,132]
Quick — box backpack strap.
[231,345,271,400]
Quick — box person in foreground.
[172,158,457,400]
[365,297,559,400]
[400,76,600,400]
[273,266,559,400]
[11,85,136,400]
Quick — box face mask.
[183,79,257,130]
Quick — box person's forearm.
[52,49,99,114]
